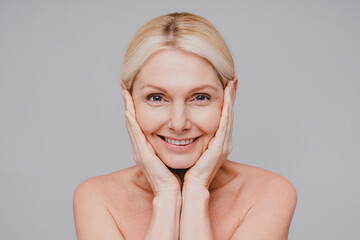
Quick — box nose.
[168,101,191,133]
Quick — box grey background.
[1,0,359,239]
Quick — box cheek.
[190,105,222,135]
[134,104,167,135]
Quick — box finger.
[224,81,235,148]
[125,111,157,176]
[225,81,234,127]
[122,90,142,147]
[125,110,148,147]
[124,112,142,160]
[123,97,146,153]
[201,81,231,156]
[216,81,232,138]
[125,110,160,166]
[122,90,136,115]
[121,90,128,111]
[226,81,235,150]
[124,107,149,156]
[124,112,137,144]
[214,81,234,154]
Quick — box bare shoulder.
[226,160,297,239]
[73,166,139,240]
[226,160,297,202]
[73,165,139,204]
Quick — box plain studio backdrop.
[1,0,359,239]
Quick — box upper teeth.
[164,137,196,146]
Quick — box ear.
[232,76,238,102]
[120,80,126,91]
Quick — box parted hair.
[121,12,235,92]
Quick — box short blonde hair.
[121,12,235,92]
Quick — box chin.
[160,154,199,169]
[164,161,194,169]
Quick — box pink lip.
[157,135,200,152]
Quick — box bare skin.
[73,49,297,239]
[73,161,297,239]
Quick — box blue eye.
[194,94,211,102]
[147,94,165,104]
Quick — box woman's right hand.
[122,90,181,195]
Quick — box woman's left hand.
[184,79,237,189]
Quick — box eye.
[146,93,165,105]
[192,93,211,104]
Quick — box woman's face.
[131,49,224,169]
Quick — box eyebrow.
[140,84,168,93]
[140,84,220,93]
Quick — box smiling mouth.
[158,135,200,146]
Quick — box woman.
[73,12,297,240]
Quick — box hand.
[122,90,181,195]
[184,79,237,188]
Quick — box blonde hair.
[121,12,235,92]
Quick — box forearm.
[145,191,182,240]
[180,182,213,240]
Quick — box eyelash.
[147,94,165,103]
[193,94,211,102]
[146,93,211,104]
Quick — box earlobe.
[232,76,238,101]
[232,76,238,92]
[120,80,126,90]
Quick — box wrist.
[153,182,181,196]
[182,181,210,200]
[183,171,212,189]
[153,190,182,206]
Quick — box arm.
[179,182,213,240]
[73,178,125,240]
[145,191,182,240]
[231,177,298,240]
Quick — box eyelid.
[146,93,165,100]
[193,93,211,100]
[146,93,167,105]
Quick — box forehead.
[134,49,222,91]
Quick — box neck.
[168,167,188,189]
